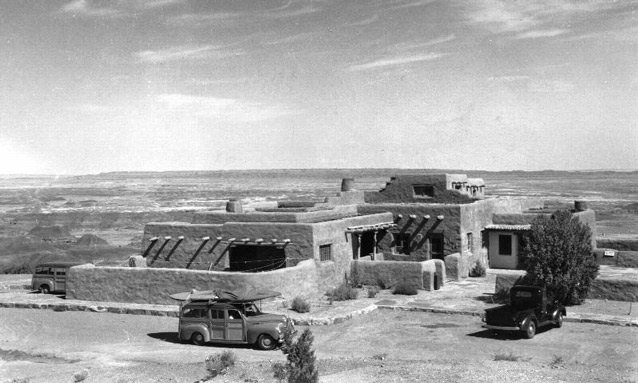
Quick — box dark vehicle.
[482,285,565,339]
[172,289,295,350]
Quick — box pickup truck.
[482,285,565,339]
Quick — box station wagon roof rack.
[170,289,281,303]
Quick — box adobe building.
[65,173,596,305]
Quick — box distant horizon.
[1,167,637,178]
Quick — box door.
[209,309,225,340]
[54,268,67,292]
[225,309,245,341]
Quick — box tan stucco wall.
[351,259,445,291]
[66,260,321,305]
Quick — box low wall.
[66,260,320,305]
[594,250,638,268]
[597,239,638,251]
[351,259,445,291]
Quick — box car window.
[227,309,242,320]
[210,309,224,320]
[515,291,532,298]
[182,308,207,318]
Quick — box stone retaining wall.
[351,259,445,291]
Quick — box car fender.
[247,324,280,345]
[180,324,210,342]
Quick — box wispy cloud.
[155,94,294,123]
[385,0,437,11]
[262,32,319,46]
[134,45,244,63]
[60,0,183,18]
[515,29,568,39]
[458,0,623,39]
[348,53,447,71]
[347,14,379,27]
[394,34,456,50]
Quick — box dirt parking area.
[1,308,637,383]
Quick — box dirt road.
[1,308,637,382]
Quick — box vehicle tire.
[555,313,564,328]
[524,320,536,339]
[490,330,499,337]
[191,332,205,346]
[40,285,50,294]
[256,334,276,350]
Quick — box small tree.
[520,210,598,305]
[277,328,319,383]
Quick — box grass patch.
[493,351,520,362]
[550,355,565,369]
[205,350,236,379]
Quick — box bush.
[326,283,358,302]
[285,328,319,383]
[291,297,311,313]
[520,210,599,305]
[392,282,418,295]
[367,286,380,298]
[205,350,236,378]
[3,260,33,275]
[272,362,288,382]
[469,260,486,277]
[348,264,362,288]
[375,276,394,290]
[493,351,520,362]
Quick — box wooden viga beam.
[164,236,184,261]
[150,236,171,265]
[142,237,159,258]
[186,236,211,269]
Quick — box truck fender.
[180,324,210,342]
[551,308,566,321]
[519,315,536,330]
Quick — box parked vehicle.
[173,289,295,350]
[31,261,83,294]
[482,285,565,339]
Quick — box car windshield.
[232,303,262,316]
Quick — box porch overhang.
[484,224,531,231]
[345,222,397,233]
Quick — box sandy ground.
[0,307,637,383]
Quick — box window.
[183,308,207,318]
[227,309,242,320]
[395,233,411,255]
[56,270,66,276]
[466,233,473,253]
[430,234,444,260]
[499,234,512,255]
[210,309,224,319]
[319,244,332,262]
[413,185,434,198]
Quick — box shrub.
[73,369,88,382]
[291,297,311,313]
[3,260,33,275]
[272,362,288,382]
[348,264,362,288]
[520,210,599,305]
[326,283,358,302]
[367,286,380,298]
[285,328,319,383]
[469,260,486,277]
[205,350,236,378]
[392,282,418,295]
[376,276,394,290]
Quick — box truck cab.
[482,285,566,339]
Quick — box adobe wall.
[312,212,394,293]
[192,205,359,224]
[574,209,597,249]
[358,204,462,261]
[143,221,315,270]
[364,174,476,204]
[351,259,445,291]
[66,260,320,305]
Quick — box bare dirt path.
[1,308,637,383]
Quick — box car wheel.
[191,332,205,346]
[525,320,536,339]
[555,313,564,328]
[257,334,276,350]
[40,285,50,294]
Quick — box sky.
[1,0,637,174]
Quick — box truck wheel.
[191,332,205,346]
[256,334,276,350]
[40,285,50,294]
[524,320,536,339]
[555,313,564,328]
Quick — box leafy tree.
[520,210,598,305]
